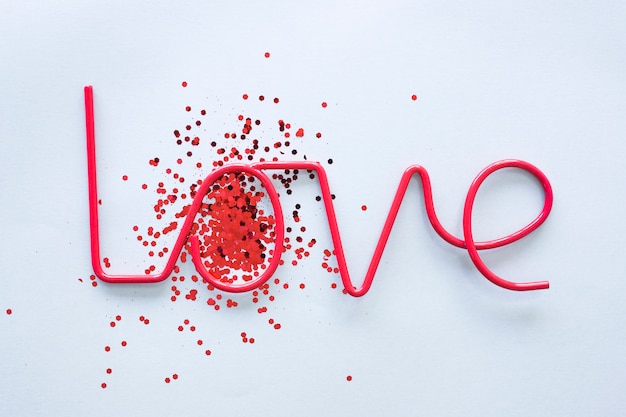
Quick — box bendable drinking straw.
[85,85,553,295]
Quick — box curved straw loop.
[189,164,285,293]
[462,160,552,290]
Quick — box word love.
[85,86,553,296]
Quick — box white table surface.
[1,1,625,416]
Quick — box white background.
[1,1,626,416]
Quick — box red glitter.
[188,171,277,286]
[264,52,270,58]
[106,368,112,374]
[182,81,188,87]
[101,383,107,389]
[84,81,345,374]
[411,94,417,101]
[122,175,128,181]
[361,205,367,211]
[5,309,11,315]
[346,375,352,381]
[321,102,327,108]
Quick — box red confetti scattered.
[91,66,339,382]
[101,383,107,389]
[411,94,417,101]
[346,375,352,381]
[6,309,11,315]
[361,205,367,211]
[106,368,112,374]
[264,52,270,58]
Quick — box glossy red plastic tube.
[85,85,553,295]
